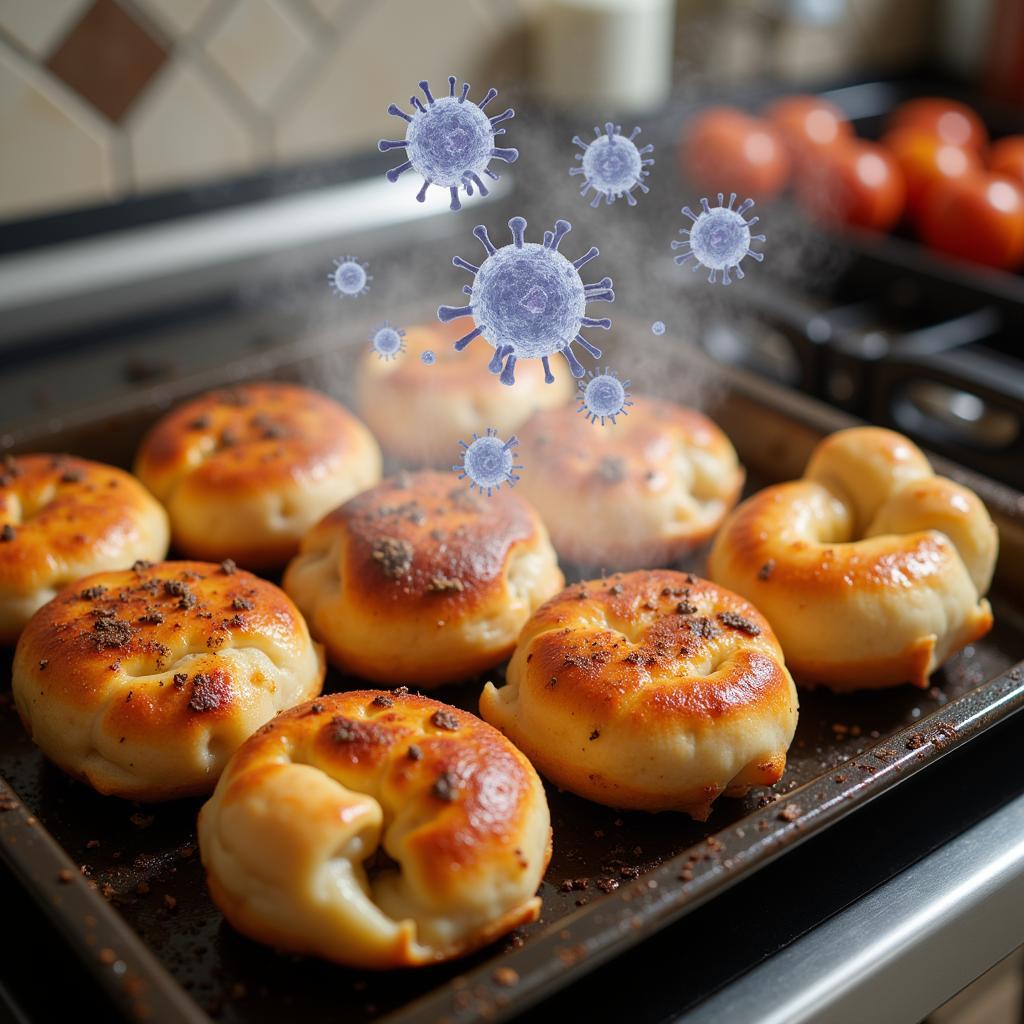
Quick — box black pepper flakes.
[172,673,188,690]
[589,729,601,741]
[757,559,776,581]
[91,617,136,650]
[407,744,423,761]
[717,611,761,636]
[430,709,460,731]
[371,694,393,708]
[80,584,107,600]
[38,659,48,671]
[138,608,164,625]
[131,560,153,573]
[231,596,254,611]
[676,601,698,615]
[432,771,459,802]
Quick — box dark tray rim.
[1,342,1022,1024]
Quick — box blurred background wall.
[0,0,1000,222]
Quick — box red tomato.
[989,136,1024,185]
[882,128,981,221]
[919,172,1024,270]
[765,95,853,167]
[888,97,988,152]
[679,107,790,199]
[797,138,906,231]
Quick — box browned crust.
[0,453,166,596]
[519,570,792,727]
[13,560,321,732]
[302,471,547,616]
[221,691,550,914]
[134,381,373,499]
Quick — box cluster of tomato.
[678,96,1024,272]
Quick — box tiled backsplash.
[0,0,535,220]
[0,0,935,224]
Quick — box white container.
[534,0,675,114]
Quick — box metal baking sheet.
[1,323,1022,1024]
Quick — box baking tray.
[1,320,1023,1024]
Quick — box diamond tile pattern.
[47,0,168,122]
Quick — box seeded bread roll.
[134,382,381,570]
[284,471,564,686]
[708,427,997,689]
[356,322,572,466]
[198,690,551,967]
[0,454,169,645]
[515,397,744,570]
[12,560,324,800]
[481,570,798,819]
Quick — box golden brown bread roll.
[708,426,998,690]
[12,560,324,800]
[198,690,551,967]
[134,382,381,570]
[356,322,572,465]
[480,570,798,819]
[284,470,564,686]
[0,454,169,645]
[515,397,744,569]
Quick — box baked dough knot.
[198,691,551,967]
[708,426,998,689]
[480,569,798,819]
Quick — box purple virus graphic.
[577,368,632,426]
[570,122,654,207]
[438,216,614,387]
[671,192,765,285]
[378,76,517,211]
[328,256,370,297]
[421,349,437,365]
[453,428,522,496]
[370,322,406,361]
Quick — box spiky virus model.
[577,368,632,426]
[671,193,765,285]
[453,429,522,496]
[570,122,654,207]
[438,216,614,386]
[369,322,406,361]
[378,76,518,211]
[328,256,370,297]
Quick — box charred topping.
[80,585,107,600]
[758,559,776,581]
[188,673,227,713]
[430,709,460,731]
[597,456,625,483]
[717,611,760,636]
[91,617,136,650]
[163,579,197,609]
[407,744,423,761]
[327,715,388,745]
[138,607,164,625]
[371,694,393,708]
[432,771,459,802]
[371,536,414,579]
[0,524,13,542]
[427,573,464,593]
[676,601,698,615]
[231,596,254,611]
[589,729,601,741]
[172,673,187,690]
[220,559,237,575]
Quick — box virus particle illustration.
[328,256,370,298]
[570,122,654,207]
[577,368,632,426]
[438,216,614,386]
[421,350,437,365]
[671,192,765,285]
[453,428,522,496]
[651,320,666,335]
[378,76,518,212]
[370,321,406,361]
